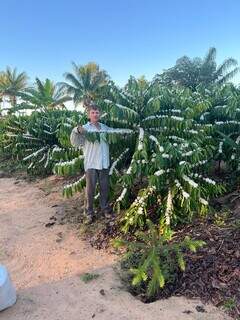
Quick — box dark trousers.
[85,168,111,216]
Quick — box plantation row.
[1,82,240,229]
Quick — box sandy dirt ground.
[0,177,232,320]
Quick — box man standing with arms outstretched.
[70,103,112,224]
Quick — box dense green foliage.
[0,109,81,175]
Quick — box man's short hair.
[86,102,100,112]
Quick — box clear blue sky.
[1,0,240,87]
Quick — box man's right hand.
[77,126,86,134]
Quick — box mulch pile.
[89,218,122,249]
[167,217,239,319]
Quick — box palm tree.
[60,62,110,108]
[17,78,72,111]
[0,67,28,108]
[210,48,239,84]
[156,47,239,90]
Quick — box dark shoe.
[103,210,115,219]
[104,212,112,219]
[84,215,93,225]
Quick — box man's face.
[89,108,100,123]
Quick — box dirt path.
[0,177,232,320]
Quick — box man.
[70,103,112,224]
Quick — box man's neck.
[90,121,100,129]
